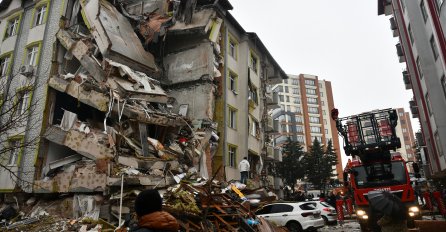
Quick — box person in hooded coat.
[131,189,179,232]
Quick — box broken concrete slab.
[81,0,159,75]
[48,76,109,112]
[44,126,114,160]
[167,83,215,120]
[168,8,216,35]
[163,42,215,85]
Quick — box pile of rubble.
[0,0,284,231]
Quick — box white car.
[255,202,325,231]
[306,201,337,224]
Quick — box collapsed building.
[0,0,287,230]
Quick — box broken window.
[250,52,258,73]
[5,17,20,38]
[248,82,258,105]
[16,89,30,115]
[228,145,237,167]
[34,4,47,26]
[0,55,11,77]
[26,45,40,66]
[8,139,21,166]
[249,116,260,138]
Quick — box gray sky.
[229,0,416,167]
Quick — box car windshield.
[353,161,407,188]
[320,202,331,208]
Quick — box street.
[319,220,360,232]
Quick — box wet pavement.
[319,220,360,232]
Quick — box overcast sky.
[229,0,417,167]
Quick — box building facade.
[379,0,446,178]
[395,108,417,165]
[0,0,286,195]
[272,74,343,181]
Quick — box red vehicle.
[332,108,421,231]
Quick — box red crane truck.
[331,108,421,231]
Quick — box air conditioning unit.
[20,65,34,77]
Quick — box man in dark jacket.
[131,189,179,232]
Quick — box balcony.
[415,132,425,146]
[390,17,397,30]
[267,92,280,110]
[266,116,279,134]
[409,99,419,118]
[266,146,274,160]
[396,43,405,63]
[402,70,412,90]
[274,148,282,162]
[275,135,288,146]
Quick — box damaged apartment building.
[0,0,286,203]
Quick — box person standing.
[131,189,179,232]
[238,157,250,184]
[414,181,424,205]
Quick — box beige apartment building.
[395,108,417,165]
[273,74,343,181]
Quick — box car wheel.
[286,221,303,232]
[322,216,328,225]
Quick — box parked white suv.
[306,201,337,225]
[255,202,325,231]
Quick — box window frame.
[416,56,423,79]
[249,51,258,74]
[0,52,13,77]
[31,1,50,27]
[228,70,238,93]
[3,12,23,40]
[228,144,237,167]
[15,86,33,116]
[228,35,238,60]
[420,0,428,23]
[306,88,317,95]
[6,136,25,167]
[228,105,237,129]
[430,35,439,60]
[408,24,414,45]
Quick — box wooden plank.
[211,212,236,231]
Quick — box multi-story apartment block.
[0,0,286,196]
[272,74,343,181]
[379,0,446,178]
[395,108,417,165]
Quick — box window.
[430,35,439,60]
[295,106,302,113]
[320,92,324,97]
[435,131,444,156]
[229,72,237,92]
[437,0,444,11]
[306,88,316,95]
[319,83,323,88]
[297,135,305,143]
[324,119,327,125]
[295,116,303,123]
[293,88,300,94]
[286,96,290,102]
[293,97,300,104]
[228,145,237,167]
[305,79,315,86]
[307,97,318,104]
[33,4,47,27]
[248,83,258,105]
[26,45,40,66]
[309,116,320,123]
[296,126,304,133]
[279,95,284,102]
[5,17,20,38]
[426,93,432,116]
[416,57,423,79]
[441,75,446,100]
[401,119,406,125]
[229,39,237,59]
[399,112,404,117]
[250,52,258,73]
[16,90,30,115]
[8,139,21,166]
[285,86,289,93]
[292,79,299,85]
[323,110,326,115]
[321,101,325,106]
[250,117,260,138]
[408,24,414,44]
[308,106,319,114]
[0,55,11,77]
[420,0,428,23]
[229,107,237,129]
[325,129,329,134]
[402,128,407,133]
[311,136,322,142]
[281,124,287,133]
[310,126,322,133]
